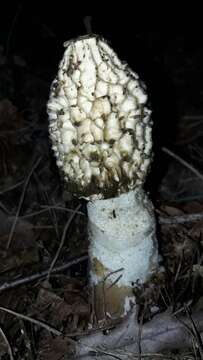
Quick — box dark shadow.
[0,10,179,201]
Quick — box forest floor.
[0,27,203,359]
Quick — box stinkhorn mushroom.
[47,35,159,321]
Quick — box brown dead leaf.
[38,335,73,360]
[182,201,203,214]
[32,283,76,331]
[32,280,90,333]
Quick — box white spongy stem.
[87,188,158,287]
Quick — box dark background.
[0,8,203,359]
[1,6,203,199]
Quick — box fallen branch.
[73,309,203,359]
[159,212,203,225]
[1,303,203,358]
[0,306,62,336]
[0,254,87,293]
[162,147,203,182]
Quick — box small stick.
[0,306,62,336]
[0,161,47,196]
[162,147,203,182]
[184,304,203,359]
[7,157,42,249]
[0,179,24,195]
[47,203,81,279]
[0,326,14,360]
[0,202,11,214]
[20,205,84,219]
[0,254,87,293]
[33,172,60,238]
[159,212,203,225]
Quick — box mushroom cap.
[47,35,152,200]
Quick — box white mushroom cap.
[47,35,152,200]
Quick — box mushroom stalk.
[88,189,158,319]
[47,34,160,321]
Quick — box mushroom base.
[87,188,159,320]
[91,276,136,321]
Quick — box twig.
[174,255,183,283]
[0,306,62,336]
[104,268,124,284]
[92,348,123,360]
[0,326,14,360]
[184,304,203,359]
[0,158,47,196]
[0,202,11,214]
[47,203,81,279]
[7,157,42,249]
[162,147,203,182]
[0,254,87,293]
[34,172,60,238]
[137,311,144,360]
[18,225,61,229]
[17,205,203,229]
[102,268,124,319]
[86,348,178,359]
[0,179,24,195]
[20,205,84,219]
[159,212,203,225]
